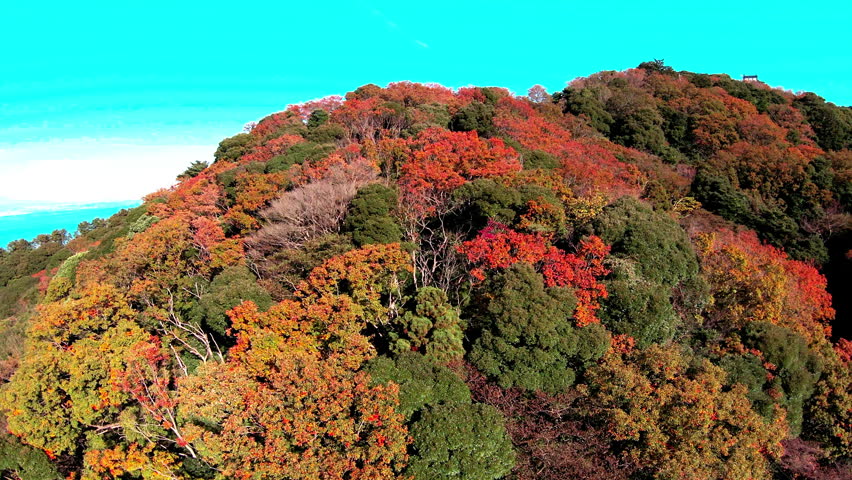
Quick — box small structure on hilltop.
[743,75,759,82]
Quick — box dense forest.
[1,61,850,479]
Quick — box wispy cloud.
[368,4,431,50]
[0,138,213,204]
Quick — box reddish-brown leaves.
[399,128,521,217]
[458,221,610,326]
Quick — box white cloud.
[0,138,214,204]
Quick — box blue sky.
[1,0,850,206]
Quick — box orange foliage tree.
[697,229,834,345]
[146,174,224,219]
[224,170,288,233]
[174,245,414,479]
[0,284,147,456]
[585,345,788,479]
[297,242,412,326]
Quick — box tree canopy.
[1,66,850,479]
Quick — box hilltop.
[0,62,850,479]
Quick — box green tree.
[805,356,852,460]
[523,149,559,170]
[741,322,822,435]
[591,196,699,287]
[344,184,403,247]
[265,142,336,173]
[367,353,514,480]
[193,265,273,338]
[792,93,852,150]
[606,85,669,156]
[0,431,60,480]
[451,178,522,229]
[637,59,675,75]
[367,352,470,420]
[307,108,330,129]
[556,87,613,134]
[469,263,609,393]
[713,76,786,113]
[719,325,823,438]
[600,277,678,347]
[127,213,159,236]
[213,133,254,163]
[390,287,465,364]
[450,101,497,138]
[692,169,750,224]
[406,403,515,480]
[177,160,209,180]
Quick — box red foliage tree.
[767,103,818,146]
[399,128,521,217]
[250,111,304,139]
[458,221,610,326]
[191,216,244,269]
[493,97,643,198]
[117,337,196,457]
[737,113,790,146]
[381,81,456,107]
[240,133,305,164]
[286,95,345,121]
[146,173,224,219]
[332,97,405,141]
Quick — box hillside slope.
[1,63,850,479]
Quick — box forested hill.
[1,62,851,479]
